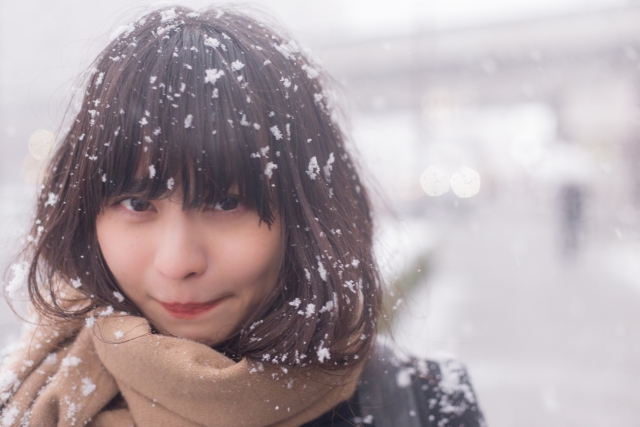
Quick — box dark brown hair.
[14,5,381,370]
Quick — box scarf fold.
[0,314,361,427]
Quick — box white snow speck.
[323,153,335,182]
[306,157,320,180]
[240,114,250,127]
[70,278,82,289]
[153,127,162,136]
[270,125,283,140]
[113,291,124,303]
[439,359,476,404]
[273,40,299,59]
[301,64,319,79]
[184,114,193,128]
[231,60,245,71]
[343,280,356,293]
[114,330,124,339]
[160,8,177,22]
[6,262,28,298]
[98,306,114,317]
[204,37,220,48]
[281,78,291,88]
[316,344,330,363]
[0,405,19,427]
[314,93,324,103]
[85,316,96,328]
[150,76,157,84]
[61,355,81,368]
[304,268,311,282]
[0,369,21,402]
[81,377,96,396]
[396,367,413,388]
[167,177,175,190]
[102,174,107,183]
[139,117,148,126]
[204,69,225,85]
[319,300,334,313]
[149,165,156,179]
[95,72,105,86]
[253,123,261,130]
[264,162,278,178]
[316,259,327,281]
[110,23,134,41]
[305,303,315,318]
[288,298,301,309]
[44,192,58,207]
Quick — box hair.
[12,5,382,370]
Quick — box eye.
[214,197,240,211]
[120,198,153,212]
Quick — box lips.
[159,299,224,319]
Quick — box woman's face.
[95,189,284,346]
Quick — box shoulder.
[356,344,487,427]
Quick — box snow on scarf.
[0,313,361,427]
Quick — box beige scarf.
[0,314,361,427]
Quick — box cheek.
[217,225,283,289]
[96,215,149,284]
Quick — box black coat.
[303,345,486,427]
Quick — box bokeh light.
[28,129,55,160]
[450,167,481,198]
[420,166,450,196]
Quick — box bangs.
[81,13,283,222]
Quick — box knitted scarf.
[0,314,361,427]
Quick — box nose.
[153,210,208,281]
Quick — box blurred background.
[1,0,640,425]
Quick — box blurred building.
[315,5,640,226]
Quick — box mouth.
[159,298,226,319]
